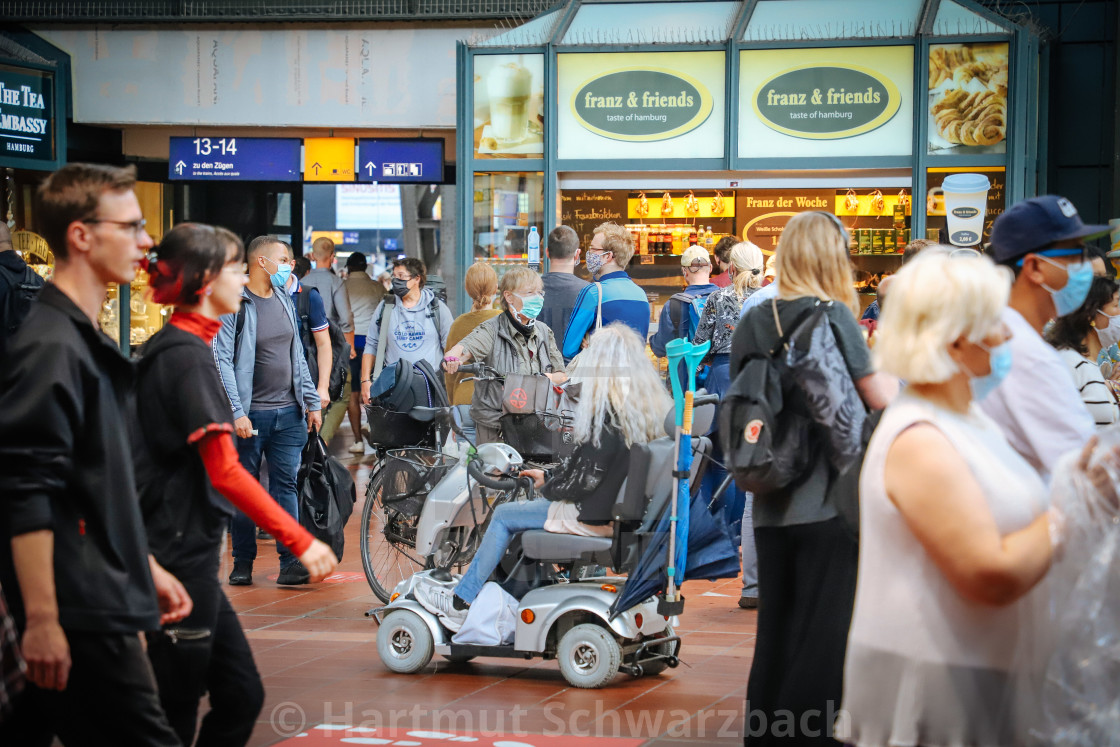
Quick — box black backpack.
[719,305,815,494]
[0,261,44,344]
[296,288,351,402]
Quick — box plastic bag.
[451,582,517,646]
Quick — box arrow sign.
[311,162,322,175]
[174,160,186,175]
[365,161,376,177]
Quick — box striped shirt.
[1057,348,1120,429]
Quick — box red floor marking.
[275,725,647,746]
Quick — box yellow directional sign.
[304,138,355,181]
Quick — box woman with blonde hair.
[841,249,1100,745]
[416,324,671,628]
[443,265,566,444]
[730,211,896,744]
[444,262,502,405]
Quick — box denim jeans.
[455,499,551,603]
[233,405,306,569]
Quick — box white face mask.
[1097,311,1120,349]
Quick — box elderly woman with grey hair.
[442,266,566,445]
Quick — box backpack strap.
[668,291,696,339]
[297,286,311,325]
[429,297,444,352]
[372,296,395,382]
[594,282,603,330]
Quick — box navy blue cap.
[989,195,1110,264]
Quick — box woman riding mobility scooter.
[372,326,721,688]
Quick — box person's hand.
[317,387,330,409]
[21,618,70,690]
[234,415,254,439]
[442,356,461,374]
[349,348,357,360]
[308,409,323,432]
[299,540,339,583]
[519,468,546,489]
[149,558,192,626]
[545,372,568,385]
[361,380,372,406]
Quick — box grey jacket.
[213,287,321,420]
[459,312,565,428]
[301,268,354,333]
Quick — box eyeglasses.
[83,217,148,238]
[391,273,414,281]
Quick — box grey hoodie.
[364,287,454,371]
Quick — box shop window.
[472,172,545,274]
[562,2,739,45]
[742,0,922,42]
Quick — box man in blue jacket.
[650,245,719,367]
[213,235,322,586]
[561,222,650,361]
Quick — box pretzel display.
[661,191,674,216]
[929,44,1008,149]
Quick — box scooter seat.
[520,530,612,562]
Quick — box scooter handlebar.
[467,458,522,491]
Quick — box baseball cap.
[681,245,711,268]
[989,195,1110,264]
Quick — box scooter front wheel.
[557,623,622,689]
[361,468,426,602]
[377,610,434,674]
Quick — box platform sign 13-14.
[356,139,444,184]
[169,137,301,181]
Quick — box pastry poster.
[928,43,1008,155]
[473,54,545,160]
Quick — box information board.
[357,139,444,183]
[304,137,355,182]
[560,190,628,249]
[168,137,300,181]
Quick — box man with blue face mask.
[980,195,1110,481]
[213,236,322,586]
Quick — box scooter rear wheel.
[377,610,434,674]
[361,468,425,602]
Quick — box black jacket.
[0,284,160,633]
[542,424,629,525]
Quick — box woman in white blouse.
[841,251,1090,746]
[1044,274,1120,429]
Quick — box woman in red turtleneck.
[133,223,337,747]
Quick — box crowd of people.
[0,160,1118,746]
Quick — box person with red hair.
[136,222,337,746]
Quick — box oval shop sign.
[753,65,900,140]
[571,68,714,142]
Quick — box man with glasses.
[0,163,187,744]
[214,235,322,586]
[981,195,1110,481]
[561,222,650,363]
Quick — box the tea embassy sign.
[571,68,714,142]
[754,65,900,140]
[0,63,56,167]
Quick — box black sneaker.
[228,560,253,586]
[277,560,310,585]
[257,528,273,541]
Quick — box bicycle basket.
[499,411,575,461]
[381,448,458,518]
[365,405,436,449]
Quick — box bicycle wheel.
[361,466,426,603]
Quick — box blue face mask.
[967,340,1013,402]
[1038,255,1093,317]
[262,256,292,288]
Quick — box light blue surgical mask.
[966,340,1013,402]
[261,256,293,288]
[517,292,544,320]
[1038,255,1093,317]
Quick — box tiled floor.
[218,429,755,746]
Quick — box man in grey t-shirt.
[539,225,588,342]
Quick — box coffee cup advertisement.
[473,54,544,159]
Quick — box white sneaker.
[414,581,469,632]
[348,442,366,455]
